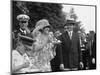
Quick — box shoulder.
[12,50,22,59]
[73,32,80,40]
[60,31,66,38]
[73,32,79,36]
[12,50,19,55]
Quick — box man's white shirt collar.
[20,28,26,34]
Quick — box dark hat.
[43,25,51,30]
[64,20,75,26]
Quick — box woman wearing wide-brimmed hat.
[20,19,61,72]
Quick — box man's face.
[19,21,28,29]
[65,24,74,31]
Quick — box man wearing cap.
[12,14,33,49]
[12,14,32,73]
[59,19,81,70]
[17,14,30,35]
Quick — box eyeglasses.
[20,21,28,23]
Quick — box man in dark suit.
[88,33,96,69]
[59,20,81,70]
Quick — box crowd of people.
[12,14,96,74]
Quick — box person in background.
[89,32,96,69]
[50,30,63,72]
[91,33,96,69]
[86,31,96,69]
[78,32,88,70]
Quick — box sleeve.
[57,43,64,64]
[92,37,96,58]
[78,35,82,62]
[56,35,64,64]
[12,50,24,68]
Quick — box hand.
[60,64,64,70]
[57,40,61,44]
[22,61,30,68]
[80,62,84,69]
[92,58,95,64]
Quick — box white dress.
[12,32,60,73]
[12,50,40,73]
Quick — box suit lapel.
[71,31,74,40]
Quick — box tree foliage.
[12,1,66,31]
[68,8,85,33]
[69,8,78,21]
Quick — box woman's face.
[43,27,50,34]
